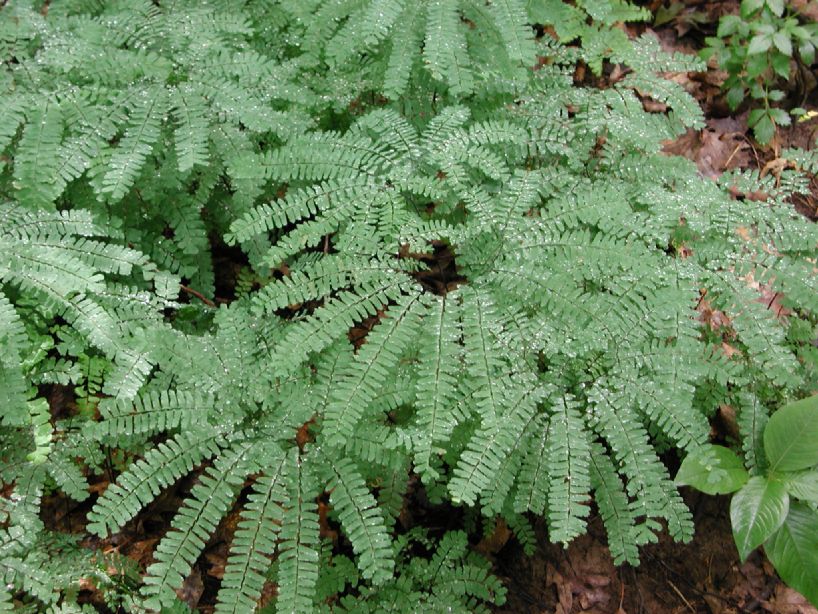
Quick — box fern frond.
[589,442,639,565]
[0,206,106,239]
[487,0,535,66]
[47,450,90,502]
[95,390,213,438]
[101,87,167,202]
[215,446,289,614]
[172,84,210,173]
[0,291,28,426]
[448,375,544,507]
[588,382,692,543]
[628,358,709,452]
[424,0,474,95]
[413,294,463,482]
[324,456,395,583]
[13,101,64,208]
[546,395,591,545]
[269,275,412,378]
[26,398,53,465]
[324,291,426,447]
[512,413,550,515]
[250,255,389,316]
[736,392,769,474]
[383,5,422,98]
[141,440,257,611]
[86,429,224,538]
[460,287,509,424]
[275,448,321,614]
[326,0,406,66]
[226,177,379,245]
[708,271,800,388]
[230,132,395,184]
[0,97,25,168]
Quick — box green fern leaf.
[86,429,224,538]
[275,449,321,614]
[424,0,474,94]
[324,291,426,448]
[413,294,463,482]
[324,456,395,583]
[736,392,770,474]
[13,101,64,208]
[172,84,210,173]
[141,440,257,611]
[0,291,28,426]
[546,395,591,545]
[513,413,551,515]
[269,275,412,378]
[215,446,289,614]
[95,390,214,438]
[383,5,422,98]
[101,87,167,202]
[460,287,508,424]
[487,0,536,66]
[589,442,640,565]
[448,375,544,507]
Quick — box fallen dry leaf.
[763,585,818,614]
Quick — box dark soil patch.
[494,492,816,613]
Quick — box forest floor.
[495,1,818,612]
[42,2,818,612]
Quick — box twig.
[180,284,216,307]
[669,581,696,613]
[645,551,735,605]
[723,142,743,170]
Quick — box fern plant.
[2,0,818,611]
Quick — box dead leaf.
[475,518,512,556]
[763,585,818,614]
[718,404,740,442]
[791,0,818,21]
[547,563,573,614]
[176,567,204,611]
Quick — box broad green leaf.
[731,476,789,561]
[748,108,766,127]
[785,471,818,504]
[765,504,818,606]
[768,107,790,126]
[771,52,791,78]
[747,34,772,55]
[772,32,792,56]
[767,89,786,102]
[753,114,775,145]
[717,16,742,38]
[745,54,767,78]
[741,0,765,15]
[675,445,749,495]
[800,42,815,65]
[766,0,785,17]
[764,395,818,472]
[726,86,745,111]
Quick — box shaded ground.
[494,492,816,614]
